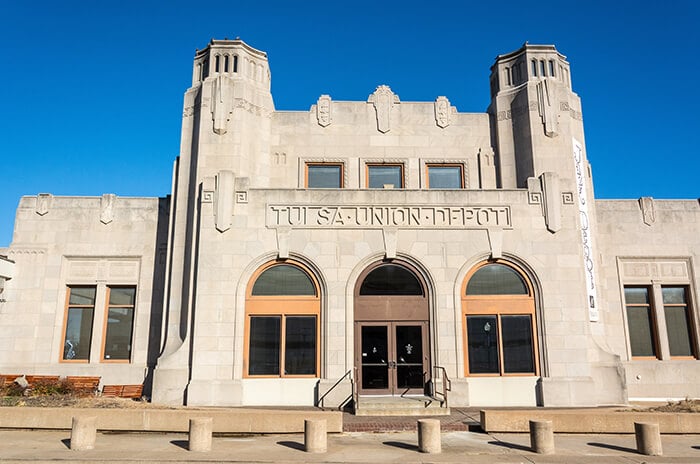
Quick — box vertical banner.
[573,138,599,322]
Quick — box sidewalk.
[1,427,699,463]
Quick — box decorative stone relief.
[434,96,452,128]
[382,227,398,260]
[478,148,496,189]
[487,227,503,260]
[100,194,116,225]
[214,170,234,232]
[273,152,287,165]
[211,75,233,135]
[316,95,332,127]
[35,193,52,216]
[540,172,561,233]
[639,196,656,226]
[236,191,248,203]
[368,85,399,133]
[276,226,291,260]
[562,192,575,204]
[560,102,583,121]
[527,178,542,205]
[537,80,559,137]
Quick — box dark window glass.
[63,307,94,360]
[248,316,280,375]
[625,286,656,357]
[307,164,342,188]
[368,165,402,188]
[109,287,136,305]
[663,287,693,357]
[467,316,500,374]
[359,264,423,296]
[361,325,388,389]
[502,315,535,373]
[252,264,316,296]
[428,165,462,189]
[284,316,316,375]
[69,287,96,305]
[104,307,135,360]
[467,264,528,295]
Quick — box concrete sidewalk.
[1,428,699,463]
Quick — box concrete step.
[355,395,450,416]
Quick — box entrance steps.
[355,395,450,416]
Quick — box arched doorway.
[354,261,430,395]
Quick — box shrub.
[29,379,74,397]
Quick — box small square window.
[306,163,343,188]
[367,164,403,189]
[427,164,463,189]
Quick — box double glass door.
[356,322,428,395]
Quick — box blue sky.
[1,1,698,247]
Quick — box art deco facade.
[1,40,698,409]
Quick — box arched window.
[359,264,423,296]
[462,261,538,376]
[245,261,320,377]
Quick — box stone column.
[529,420,555,454]
[189,417,213,452]
[304,419,327,453]
[635,422,662,456]
[70,416,97,451]
[417,419,441,454]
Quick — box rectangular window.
[427,164,463,189]
[306,163,343,188]
[367,164,403,189]
[624,287,658,358]
[663,287,695,357]
[248,315,317,376]
[466,315,499,374]
[102,287,136,361]
[62,287,96,361]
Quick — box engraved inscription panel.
[267,205,511,229]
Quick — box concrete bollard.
[70,416,97,451]
[634,422,662,456]
[188,417,213,452]
[304,419,327,453]
[529,420,555,454]
[417,419,441,454]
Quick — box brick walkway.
[342,408,481,432]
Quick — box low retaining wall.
[0,407,343,433]
[480,409,700,434]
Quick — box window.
[624,285,696,359]
[462,262,538,376]
[306,163,343,188]
[102,287,136,361]
[62,287,96,361]
[367,164,403,188]
[426,164,463,189]
[245,262,320,377]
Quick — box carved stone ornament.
[35,193,52,216]
[537,79,559,137]
[368,85,399,133]
[100,194,116,225]
[316,95,332,127]
[639,196,656,226]
[434,96,452,128]
[211,75,233,135]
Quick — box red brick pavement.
[342,408,481,432]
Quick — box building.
[1,39,698,410]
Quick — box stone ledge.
[480,408,700,434]
[0,407,342,433]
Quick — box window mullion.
[497,315,505,375]
[651,282,670,360]
[280,316,286,377]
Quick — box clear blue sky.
[1,1,698,247]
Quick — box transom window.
[462,261,537,376]
[306,163,343,188]
[426,164,463,189]
[359,264,424,296]
[367,164,403,189]
[245,261,320,377]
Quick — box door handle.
[388,361,397,368]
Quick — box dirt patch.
[0,395,177,409]
[625,399,700,413]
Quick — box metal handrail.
[352,366,359,411]
[433,365,451,408]
[316,369,353,410]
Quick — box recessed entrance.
[354,261,430,396]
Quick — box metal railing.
[316,369,353,410]
[432,365,451,408]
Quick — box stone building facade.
[1,39,698,409]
